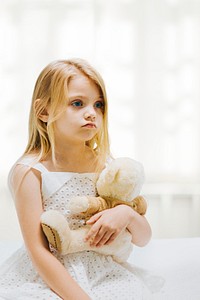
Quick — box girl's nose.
[84,112,96,121]
[84,107,96,121]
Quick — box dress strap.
[32,162,48,173]
[16,156,48,174]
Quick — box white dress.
[0,157,165,300]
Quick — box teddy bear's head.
[96,157,145,202]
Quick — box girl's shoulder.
[13,154,47,170]
[8,155,39,195]
[8,154,43,190]
[9,155,39,175]
[10,154,37,166]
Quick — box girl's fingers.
[85,223,119,247]
[86,211,103,224]
[104,232,118,245]
[84,222,101,242]
[85,206,129,245]
[85,211,107,241]
[95,232,115,247]
[90,226,113,246]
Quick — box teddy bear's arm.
[86,195,147,215]
[70,195,147,216]
[86,196,136,212]
[102,195,147,215]
[84,196,110,215]
[131,196,147,215]
[69,195,109,215]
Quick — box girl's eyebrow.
[69,95,103,100]
[69,95,85,99]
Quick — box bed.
[0,238,200,299]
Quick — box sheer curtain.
[0,0,199,238]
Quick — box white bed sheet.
[0,238,200,299]
[130,238,200,299]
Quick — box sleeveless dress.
[0,157,165,300]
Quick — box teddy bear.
[41,157,147,262]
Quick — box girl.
[0,58,155,299]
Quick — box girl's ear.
[34,98,49,123]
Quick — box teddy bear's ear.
[97,157,145,200]
[96,163,120,196]
[98,163,120,185]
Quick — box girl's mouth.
[82,123,96,128]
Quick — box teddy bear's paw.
[68,196,89,213]
[41,223,62,252]
[41,210,71,253]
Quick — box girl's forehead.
[68,73,101,95]
[69,72,93,85]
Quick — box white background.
[0,0,200,240]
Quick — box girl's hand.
[84,205,132,247]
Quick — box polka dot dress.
[0,157,162,299]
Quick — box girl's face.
[54,73,104,144]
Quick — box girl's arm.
[11,165,91,300]
[85,205,152,247]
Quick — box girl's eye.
[71,100,83,107]
[94,101,104,109]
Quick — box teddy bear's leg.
[95,229,133,263]
[68,227,133,263]
[41,211,133,262]
[41,210,72,254]
[41,223,62,251]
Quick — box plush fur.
[41,157,146,262]
[41,210,133,263]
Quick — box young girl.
[0,58,157,299]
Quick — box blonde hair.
[24,58,110,169]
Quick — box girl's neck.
[55,143,87,161]
[42,144,98,173]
